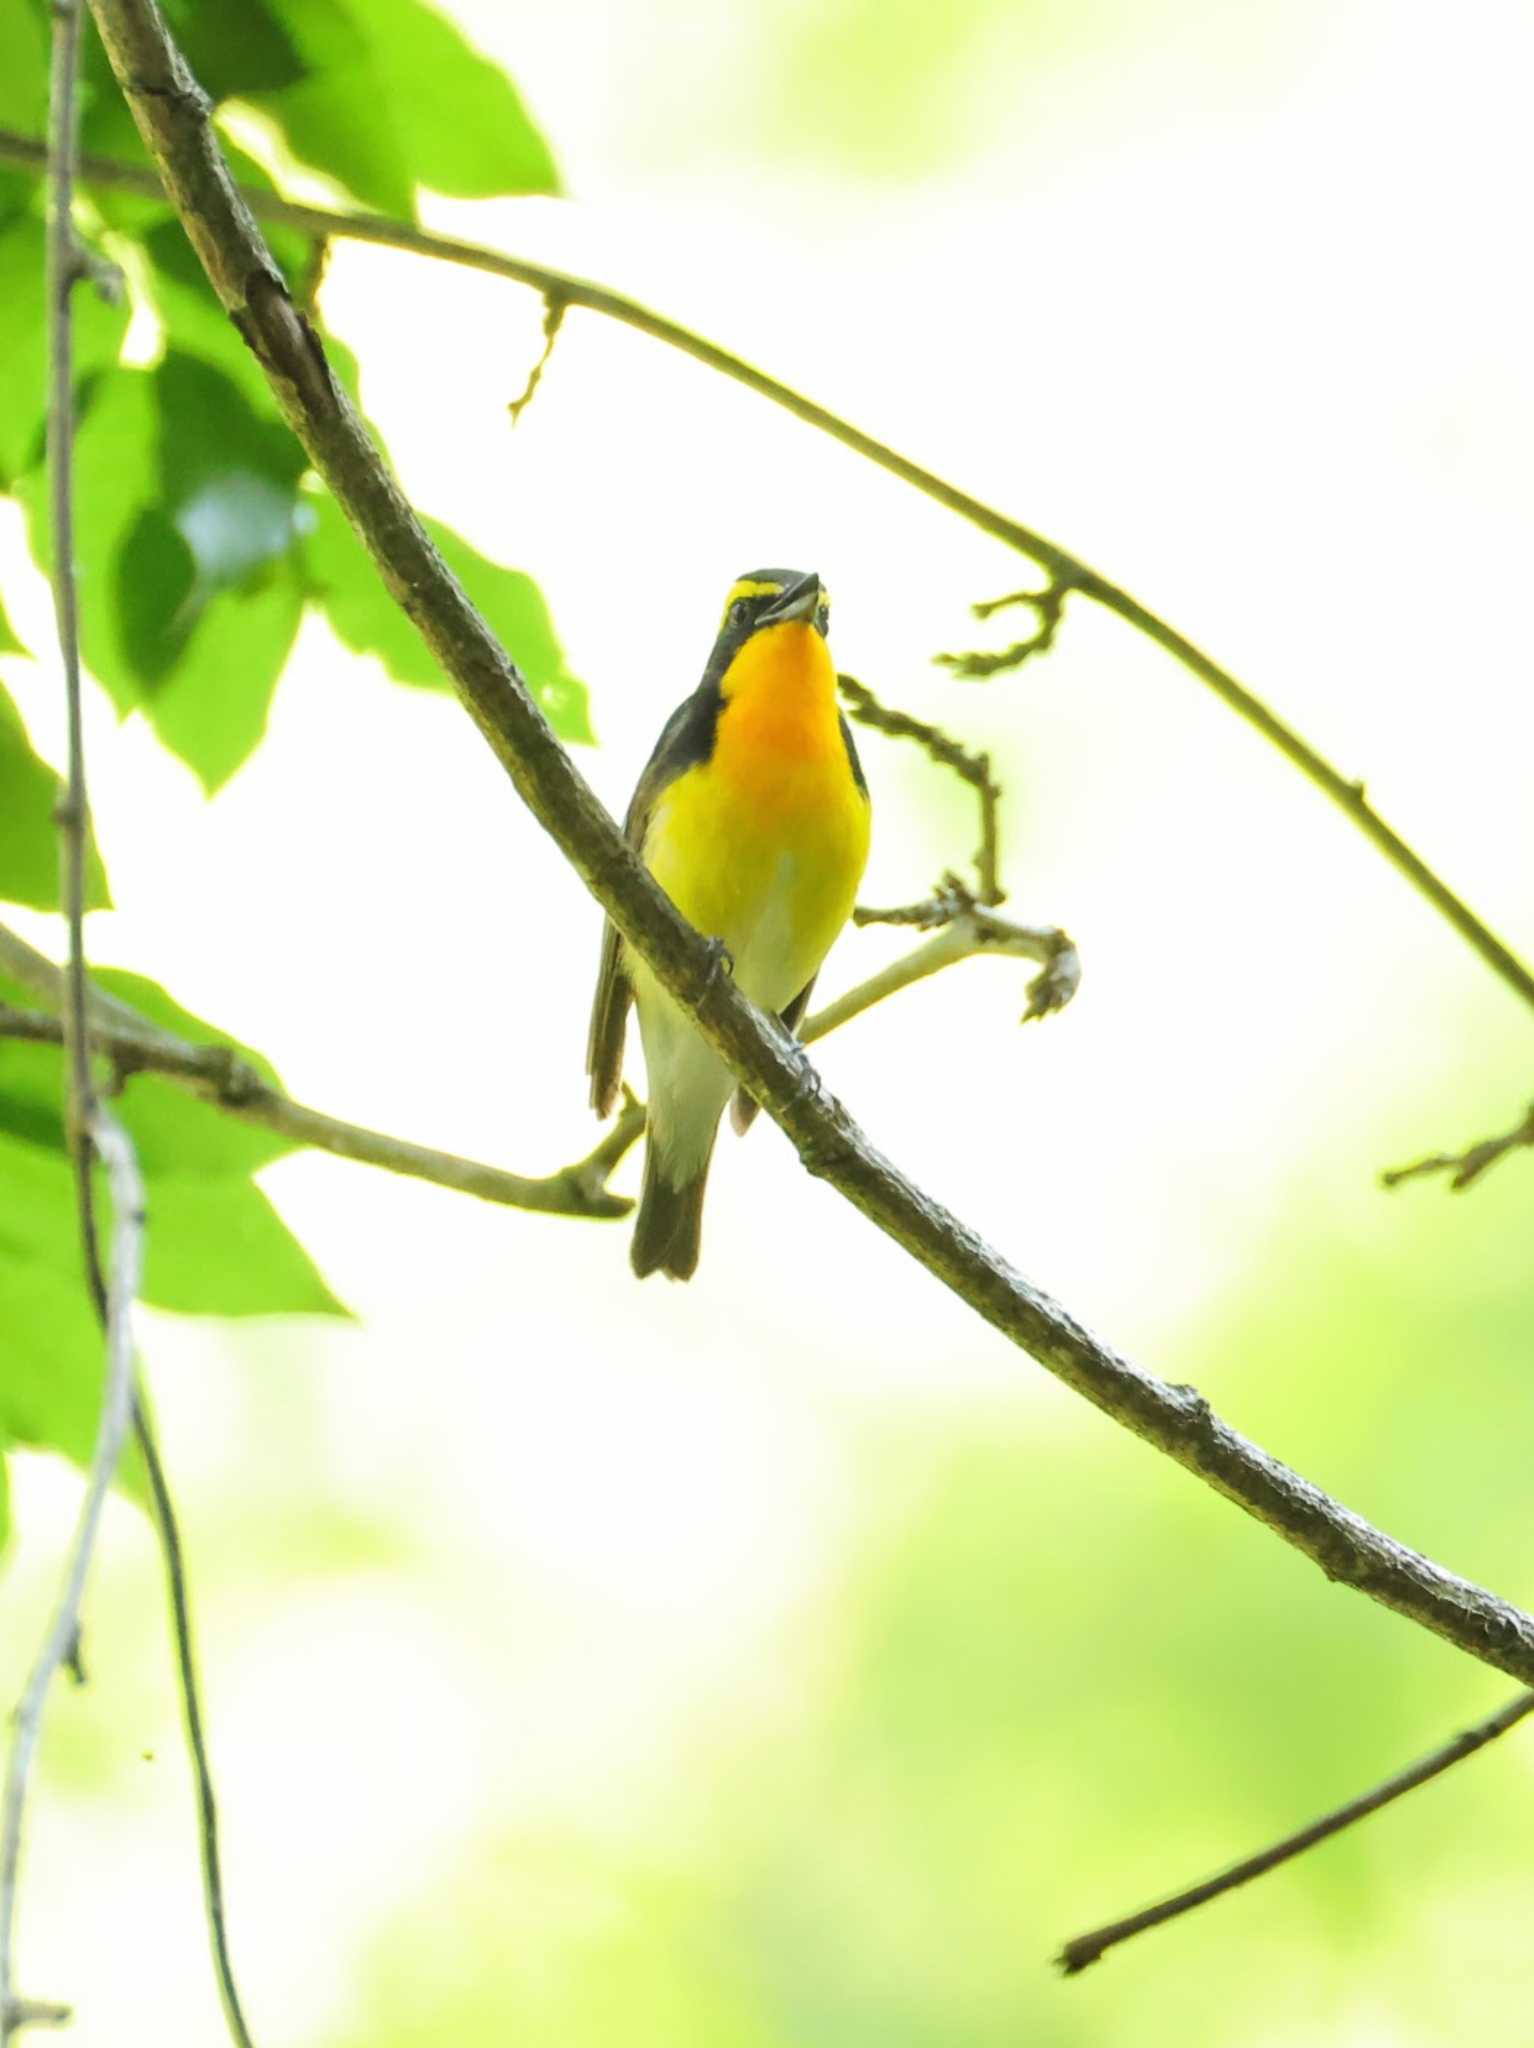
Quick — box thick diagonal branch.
[81,0,1534,1698]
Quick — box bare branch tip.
[1021,956,1078,1022]
[1380,1102,1534,1193]
[2,1997,74,2036]
[937,578,1071,680]
[507,291,567,427]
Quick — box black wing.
[585,680,723,1116]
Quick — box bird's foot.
[699,936,735,993]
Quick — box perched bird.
[587,568,871,1280]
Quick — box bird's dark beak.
[757,571,821,627]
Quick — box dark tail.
[631,1143,711,1281]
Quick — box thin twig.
[507,291,565,426]
[0,889,1067,1215]
[852,878,975,929]
[295,233,329,316]
[1381,1102,1534,1192]
[813,894,1080,1034]
[0,127,1525,1016]
[0,1108,145,2043]
[32,24,257,2043]
[935,577,1071,680]
[129,1405,252,2048]
[838,675,1004,905]
[0,23,115,2034]
[42,0,102,1303]
[1057,1689,1534,1975]
[0,954,642,1221]
[1,2001,72,2035]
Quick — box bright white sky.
[2,0,1533,2039]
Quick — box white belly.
[635,853,810,1184]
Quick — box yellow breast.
[644,621,870,1009]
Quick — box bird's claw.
[700,936,735,992]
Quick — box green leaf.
[115,506,200,685]
[0,589,26,656]
[63,0,304,161]
[0,214,47,487]
[0,1129,146,1499]
[0,209,131,489]
[15,366,158,713]
[303,493,594,742]
[0,964,288,1177]
[0,5,46,132]
[273,80,417,214]
[339,0,559,199]
[78,60,152,169]
[144,352,308,785]
[140,1175,344,1317]
[90,966,296,1179]
[0,1018,64,1156]
[155,349,308,514]
[18,353,309,784]
[0,975,344,1317]
[0,1252,121,1471]
[0,1146,148,1475]
[162,0,308,100]
[0,946,345,1519]
[259,0,558,211]
[257,0,417,216]
[0,681,112,912]
[89,966,278,1068]
[143,558,305,790]
[0,1128,76,1274]
[0,170,34,235]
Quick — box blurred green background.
[3,0,1534,2043]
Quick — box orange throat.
[712,621,843,808]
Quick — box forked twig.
[507,290,566,426]
[838,673,1006,905]
[1381,1102,1534,1192]
[935,577,1071,679]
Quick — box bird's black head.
[715,568,829,649]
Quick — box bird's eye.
[815,600,831,636]
[729,598,752,629]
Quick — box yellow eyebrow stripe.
[718,577,831,630]
[720,578,784,625]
